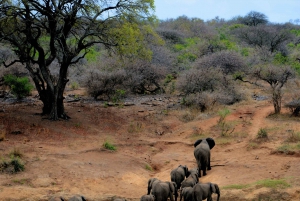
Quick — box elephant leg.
[202,161,207,176]
[196,161,202,177]
[207,154,211,170]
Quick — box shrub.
[70,81,79,90]
[9,148,23,158]
[83,68,126,100]
[257,128,268,139]
[3,74,34,99]
[183,92,217,112]
[286,130,300,142]
[177,67,223,95]
[145,164,153,171]
[103,140,116,151]
[0,156,25,174]
[193,50,246,74]
[124,60,166,94]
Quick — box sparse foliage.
[257,128,268,139]
[83,68,126,100]
[194,50,246,74]
[236,25,293,54]
[252,65,295,114]
[124,60,166,94]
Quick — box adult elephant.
[170,165,189,189]
[151,181,177,201]
[193,183,220,201]
[193,138,215,177]
[147,178,161,195]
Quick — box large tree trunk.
[26,63,70,120]
[272,88,282,114]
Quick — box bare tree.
[236,24,293,53]
[0,0,157,120]
[252,65,295,114]
[124,60,166,94]
[193,50,246,74]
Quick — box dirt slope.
[0,93,300,201]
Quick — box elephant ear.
[183,166,189,177]
[194,139,203,147]
[210,183,220,194]
[206,138,215,149]
[168,181,175,193]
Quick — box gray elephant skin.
[140,194,155,201]
[49,197,65,201]
[193,182,220,201]
[151,181,177,201]
[68,195,86,201]
[147,178,161,195]
[49,195,86,201]
[193,138,215,177]
[180,168,199,189]
[180,187,193,201]
[170,165,189,189]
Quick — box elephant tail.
[215,184,220,201]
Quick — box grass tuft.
[223,184,251,189]
[145,164,153,171]
[255,179,290,188]
[9,148,23,158]
[0,156,25,174]
[103,140,117,151]
[223,178,290,190]
[257,128,268,139]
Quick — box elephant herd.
[141,138,220,201]
[49,195,86,201]
[48,138,218,201]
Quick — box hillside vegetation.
[1,8,300,201]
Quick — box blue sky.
[154,0,299,24]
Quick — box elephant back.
[182,187,193,201]
[194,142,210,157]
[152,182,173,201]
[171,166,186,188]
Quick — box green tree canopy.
[0,0,160,120]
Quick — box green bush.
[0,156,25,174]
[103,140,117,151]
[4,74,34,99]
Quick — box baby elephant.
[180,187,193,201]
[140,194,155,201]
